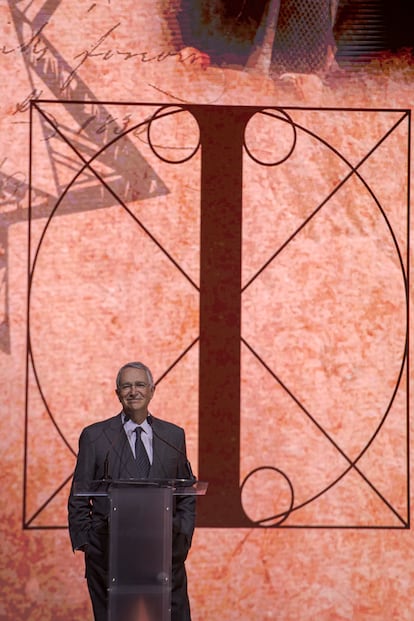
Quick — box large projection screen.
[0,2,412,620]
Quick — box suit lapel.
[103,414,136,479]
[103,414,176,480]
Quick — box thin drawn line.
[242,337,407,526]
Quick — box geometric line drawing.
[24,102,410,530]
[239,107,410,529]
[24,101,194,530]
[4,1,167,354]
[242,337,408,528]
[240,107,410,529]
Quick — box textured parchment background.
[0,1,412,620]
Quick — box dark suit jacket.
[68,413,196,554]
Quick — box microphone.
[147,414,196,481]
[103,454,110,480]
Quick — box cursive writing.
[1,23,48,61]
[66,23,207,88]
[13,89,44,115]
[2,19,209,92]
[63,22,122,89]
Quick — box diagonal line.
[242,110,409,292]
[242,337,407,525]
[24,472,74,528]
[32,102,199,291]
[155,337,200,385]
[240,108,409,524]
[9,3,166,200]
[26,104,200,526]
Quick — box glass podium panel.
[108,485,172,621]
[73,480,207,621]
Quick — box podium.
[74,479,207,621]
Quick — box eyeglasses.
[119,382,150,392]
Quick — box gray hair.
[115,361,155,390]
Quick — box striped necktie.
[134,427,150,478]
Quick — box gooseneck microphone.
[147,414,196,481]
[103,454,110,480]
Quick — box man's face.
[116,366,155,423]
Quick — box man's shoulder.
[150,415,184,435]
[80,413,121,437]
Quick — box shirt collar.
[122,412,152,434]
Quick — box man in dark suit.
[68,361,196,621]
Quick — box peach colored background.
[0,2,412,620]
